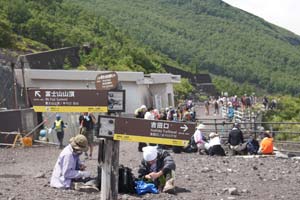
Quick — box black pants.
[56,131,64,148]
[209,145,226,156]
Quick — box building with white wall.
[14,69,181,115]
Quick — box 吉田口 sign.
[28,89,108,112]
[95,72,118,90]
[113,117,196,146]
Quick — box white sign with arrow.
[35,91,41,98]
[180,124,188,132]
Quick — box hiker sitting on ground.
[228,123,246,155]
[138,146,176,194]
[193,123,207,154]
[50,135,95,190]
[258,130,274,155]
[205,132,226,156]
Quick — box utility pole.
[20,56,29,107]
[11,62,18,109]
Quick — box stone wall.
[22,47,80,69]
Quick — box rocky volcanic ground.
[1,140,300,200]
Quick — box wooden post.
[101,139,120,200]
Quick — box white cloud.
[222,0,300,35]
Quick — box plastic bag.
[135,180,159,195]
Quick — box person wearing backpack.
[246,134,259,155]
[51,114,66,149]
[228,123,245,155]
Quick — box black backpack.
[97,165,136,194]
[246,138,259,155]
[118,165,136,194]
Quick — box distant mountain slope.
[76,0,300,95]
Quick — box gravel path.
[1,141,300,200]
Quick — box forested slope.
[0,0,169,73]
[75,0,300,95]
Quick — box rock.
[227,197,236,200]
[228,187,238,195]
[34,172,46,178]
[252,166,258,170]
[201,167,212,173]
[227,168,233,173]
[241,189,249,193]
[8,197,16,200]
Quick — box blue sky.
[222,0,300,36]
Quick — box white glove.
[79,171,91,178]
[48,128,52,134]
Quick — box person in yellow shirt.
[258,130,274,154]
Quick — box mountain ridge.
[76,0,300,95]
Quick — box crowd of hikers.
[133,98,274,157]
[49,98,275,195]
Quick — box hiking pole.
[24,113,55,137]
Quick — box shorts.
[81,128,94,145]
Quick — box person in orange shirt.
[258,130,274,154]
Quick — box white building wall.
[14,69,180,115]
[149,83,174,110]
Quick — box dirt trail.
[1,141,300,200]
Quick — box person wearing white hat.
[192,124,207,154]
[138,146,176,193]
[205,132,226,156]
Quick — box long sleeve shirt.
[50,144,83,188]
[193,129,205,144]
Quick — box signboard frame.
[27,88,108,112]
[107,90,126,113]
[112,117,196,146]
[95,72,118,90]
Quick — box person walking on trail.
[228,123,245,155]
[204,99,210,115]
[79,112,96,159]
[51,114,66,149]
[50,134,98,192]
[138,146,176,194]
[227,102,235,122]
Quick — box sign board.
[113,117,196,146]
[95,72,118,90]
[28,89,108,112]
[108,90,125,113]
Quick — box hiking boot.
[163,178,175,194]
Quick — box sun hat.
[142,146,158,161]
[209,132,218,138]
[196,124,205,129]
[141,105,147,110]
[70,134,89,152]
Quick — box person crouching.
[50,134,98,191]
[205,132,226,156]
[138,146,176,193]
